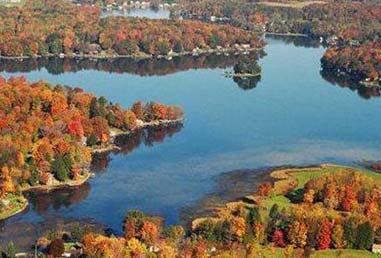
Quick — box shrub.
[47,238,65,257]
[51,155,72,181]
[2,242,17,258]
[86,134,98,146]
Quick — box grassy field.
[0,194,28,220]
[253,247,381,258]
[0,0,25,7]
[256,164,381,219]
[310,249,381,258]
[272,164,381,192]
[256,0,327,8]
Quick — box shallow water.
[1,36,381,243]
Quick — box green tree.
[355,222,373,250]
[344,217,359,249]
[46,32,63,54]
[51,155,73,181]
[86,134,98,146]
[155,40,170,55]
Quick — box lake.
[101,8,170,19]
[1,35,381,245]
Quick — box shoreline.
[265,32,309,37]
[91,118,184,154]
[0,47,264,61]
[321,67,381,89]
[21,172,91,193]
[0,195,28,221]
[224,71,261,78]
[189,163,365,227]
[0,118,183,221]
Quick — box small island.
[225,57,262,78]
[0,76,183,220]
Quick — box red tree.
[271,229,286,247]
[317,219,332,250]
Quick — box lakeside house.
[372,244,381,253]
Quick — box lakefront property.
[2,0,381,257]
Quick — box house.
[372,244,381,253]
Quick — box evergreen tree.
[356,222,373,250]
[344,217,359,249]
[269,204,280,220]
[86,134,98,146]
[51,155,73,181]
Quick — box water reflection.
[92,123,183,172]
[0,218,105,252]
[266,34,321,48]
[25,183,91,215]
[0,52,263,77]
[320,70,381,99]
[233,75,261,90]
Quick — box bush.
[51,155,72,181]
[47,239,64,257]
[71,222,85,241]
[86,134,98,146]
[1,242,17,258]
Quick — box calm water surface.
[101,8,170,19]
[1,36,381,238]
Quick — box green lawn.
[259,164,381,217]
[0,0,26,7]
[310,249,381,258]
[0,194,28,220]
[284,164,381,191]
[259,248,381,258]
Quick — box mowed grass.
[0,194,28,220]
[255,247,380,258]
[256,0,327,9]
[277,164,381,191]
[310,249,381,258]
[0,0,26,7]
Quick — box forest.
[0,76,183,219]
[321,42,381,86]
[0,0,264,58]
[173,0,381,89]
[13,165,381,258]
[173,0,381,41]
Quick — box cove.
[1,36,381,245]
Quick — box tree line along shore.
[4,164,381,257]
[0,76,184,221]
[0,0,264,59]
[172,0,381,87]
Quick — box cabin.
[372,244,381,254]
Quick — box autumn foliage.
[322,42,381,85]
[0,0,264,58]
[177,0,381,41]
[0,76,183,198]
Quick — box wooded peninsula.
[0,76,183,220]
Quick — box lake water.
[101,8,170,19]
[1,35,381,244]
